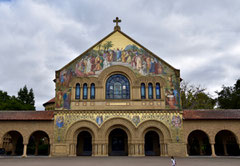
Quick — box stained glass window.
[75,83,80,99]
[141,83,146,99]
[106,74,130,99]
[148,83,153,99]
[156,83,161,99]
[90,83,95,99]
[83,83,88,99]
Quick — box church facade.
[0,18,239,157]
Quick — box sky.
[0,0,240,110]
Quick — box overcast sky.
[0,0,240,110]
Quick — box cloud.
[0,0,240,109]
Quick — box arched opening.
[27,131,50,156]
[108,128,128,156]
[75,83,80,99]
[106,74,130,99]
[83,83,88,99]
[141,83,146,99]
[144,131,160,156]
[156,83,161,99]
[215,130,240,156]
[76,131,92,156]
[187,130,211,156]
[148,83,153,99]
[2,131,23,156]
[90,83,95,99]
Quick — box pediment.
[57,30,179,79]
[56,29,181,110]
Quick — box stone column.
[97,144,102,156]
[223,142,228,156]
[92,143,95,156]
[139,143,144,156]
[69,143,76,156]
[88,85,90,100]
[73,144,77,156]
[135,144,139,155]
[94,144,98,156]
[211,143,216,157]
[160,143,165,156]
[106,143,109,156]
[102,143,107,156]
[146,85,149,100]
[185,143,189,157]
[153,84,156,99]
[48,144,52,157]
[164,144,168,156]
[22,144,27,158]
[128,143,132,156]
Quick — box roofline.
[56,29,180,75]
[183,118,240,120]
[0,119,54,121]
[43,101,55,107]
[0,111,54,121]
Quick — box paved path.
[0,156,240,166]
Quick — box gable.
[56,30,181,110]
[57,30,179,78]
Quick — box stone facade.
[0,20,239,157]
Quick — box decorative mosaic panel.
[54,111,183,143]
[56,31,180,110]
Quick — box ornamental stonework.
[54,111,183,143]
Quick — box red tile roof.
[43,97,55,106]
[0,111,54,121]
[183,109,240,120]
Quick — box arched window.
[83,83,88,99]
[75,83,80,99]
[148,83,153,99]
[141,83,146,99]
[90,83,95,99]
[106,74,130,99]
[156,83,161,99]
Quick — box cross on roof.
[113,17,121,31]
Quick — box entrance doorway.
[215,130,240,156]
[187,130,211,156]
[76,131,92,156]
[2,131,23,156]
[108,128,128,156]
[144,131,160,156]
[27,131,50,156]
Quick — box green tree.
[181,81,216,109]
[0,90,11,109]
[0,91,27,110]
[18,85,35,110]
[0,85,35,111]
[216,79,240,109]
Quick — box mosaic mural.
[56,32,180,109]
[54,111,183,143]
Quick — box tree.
[181,81,216,109]
[0,85,35,111]
[17,85,35,110]
[216,79,240,109]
